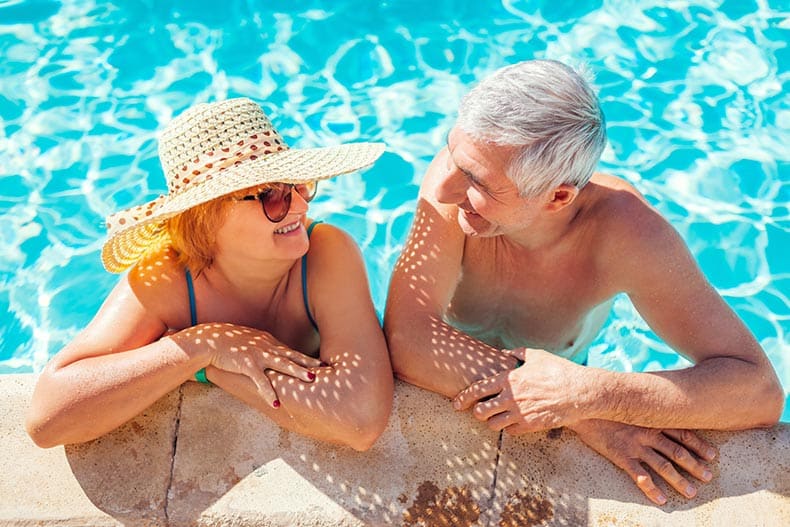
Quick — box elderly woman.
[25,98,394,451]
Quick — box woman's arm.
[24,274,206,447]
[25,268,317,447]
[203,225,395,451]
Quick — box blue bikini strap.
[301,221,323,331]
[185,268,197,326]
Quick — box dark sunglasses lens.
[295,181,318,202]
[261,186,291,223]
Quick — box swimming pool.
[1,0,787,420]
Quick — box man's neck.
[503,198,584,252]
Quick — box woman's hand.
[168,322,321,407]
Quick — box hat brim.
[101,142,385,273]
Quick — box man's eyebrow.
[445,134,489,190]
[460,167,484,186]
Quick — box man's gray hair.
[457,60,607,198]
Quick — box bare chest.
[446,240,607,351]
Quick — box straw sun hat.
[101,97,385,273]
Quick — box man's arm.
[384,149,517,399]
[456,189,783,431]
[585,195,783,429]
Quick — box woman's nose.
[289,185,310,213]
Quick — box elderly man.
[384,59,783,505]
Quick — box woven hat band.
[105,194,168,235]
[166,136,288,194]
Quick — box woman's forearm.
[25,338,207,447]
[206,355,393,451]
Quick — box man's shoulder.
[585,173,665,229]
[584,173,687,274]
[587,172,647,206]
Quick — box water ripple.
[1,0,787,417]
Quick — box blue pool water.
[1,0,788,420]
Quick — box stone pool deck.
[2,374,788,526]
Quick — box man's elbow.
[741,362,785,428]
[757,375,785,427]
[383,314,419,379]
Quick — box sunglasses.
[237,181,318,223]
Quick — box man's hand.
[453,348,589,432]
[570,419,717,505]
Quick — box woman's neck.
[200,253,297,311]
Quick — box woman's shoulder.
[304,221,364,273]
[126,245,190,324]
[128,245,185,283]
[307,221,359,251]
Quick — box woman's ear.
[545,184,579,212]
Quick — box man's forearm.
[387,314,517,399]
[585,356,783,430]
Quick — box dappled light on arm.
[386,200,515,399]
[241,346,389,451]
[169,283,388,451]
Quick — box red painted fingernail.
[272,400,280,408]
[307,372,316,380]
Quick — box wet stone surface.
[497,490,554,527]
[402,480,482,527]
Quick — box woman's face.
[213,184,312,264]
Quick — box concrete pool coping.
[2,374,788,526]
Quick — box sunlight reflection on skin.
[127,239,376,447]
[391,205,508,392]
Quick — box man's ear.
[545,184,579,212]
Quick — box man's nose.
[435,165,467,205]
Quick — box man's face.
[437,127,541,237]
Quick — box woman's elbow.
[344,387,394,452]
[24,411,63,449]
[26,386,57,448]
[345,410,391,452]
[25,387,92,448]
